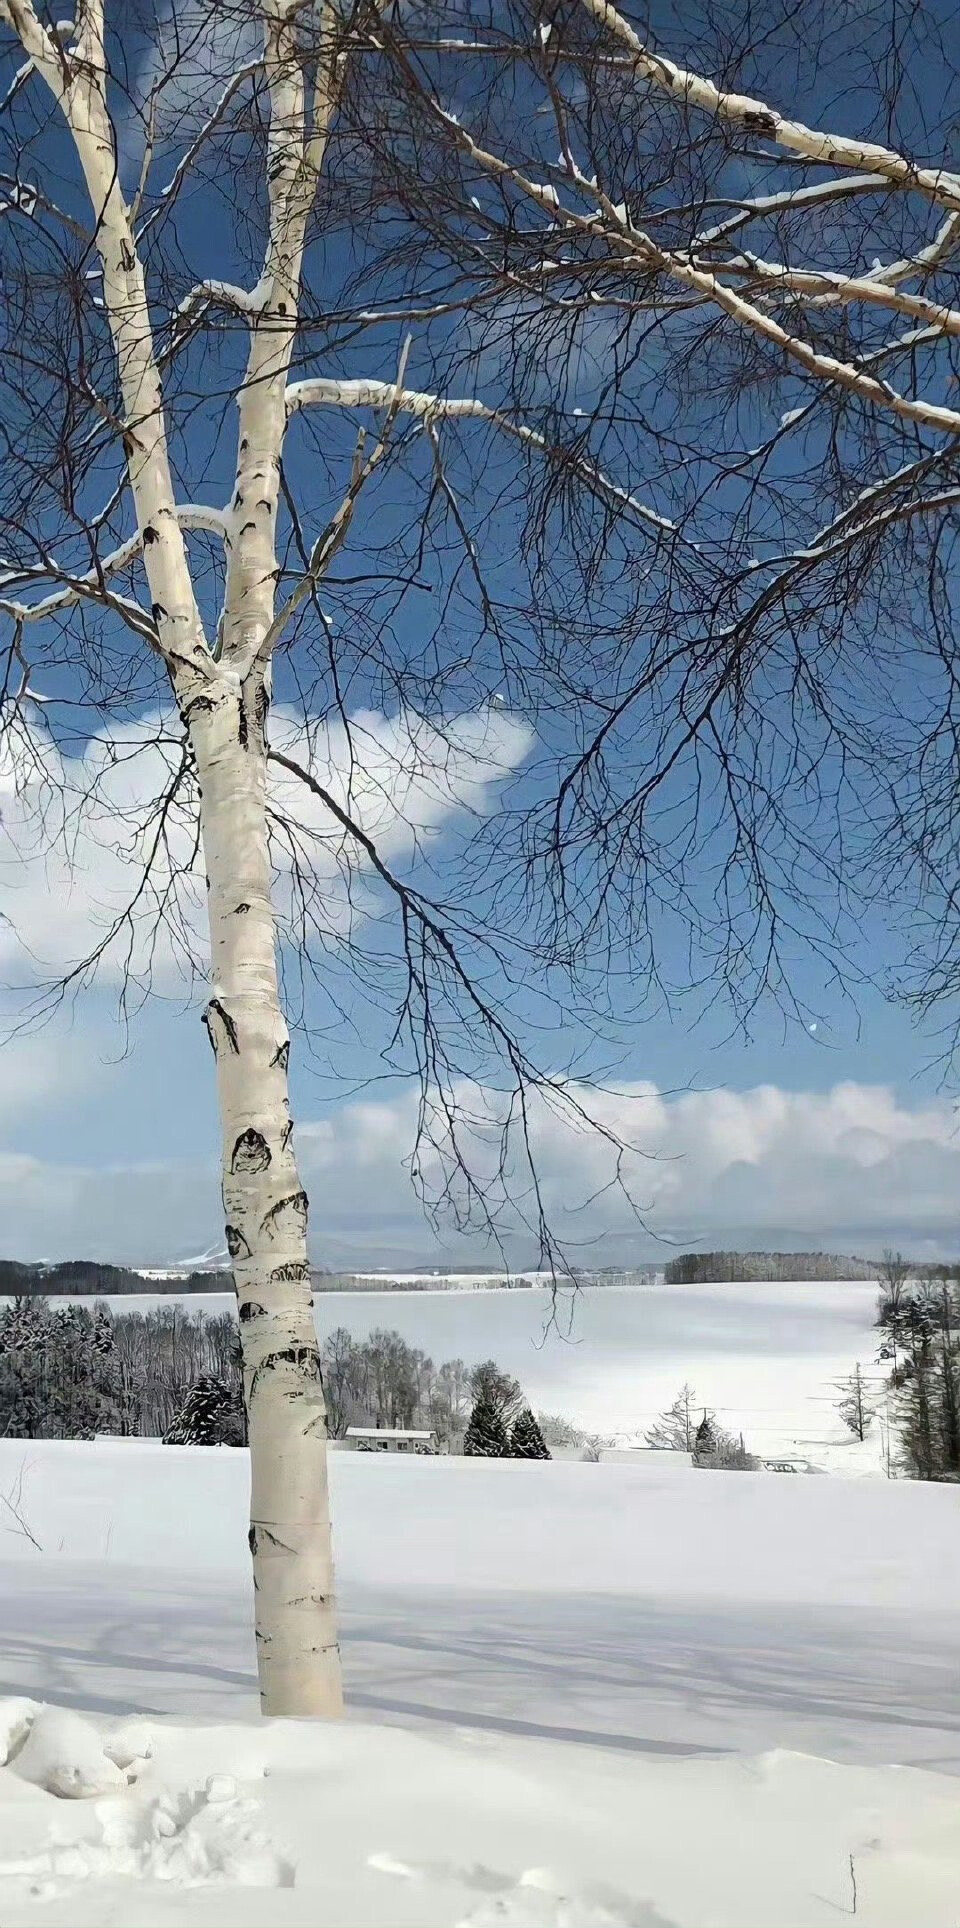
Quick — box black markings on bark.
[234,491,244,508]
[182,693,214,724]
[257,499,271,511]
[254,682,269,730]
[239,521,258,538]
[742,108,777,134]
[151,602,167,624]
[167,649,203,684]
[260,1345,321,1381]
[248,1524,258,1556]
[262,1525,295,1555]
[143,525,158,545]
[270,1039,289,1072]
[240,438,248,453]
[232,1128,271,1174]
[234,902,250,915]
[238,701,249,750]
[261,1188,307,1237]
[280,1119,294,1153]
[122,433,134,458]
[205,997,239,1053]
[239,1299,266,1322]
[226,1223,251,1259]
[270,1261,309,1284]
[120,240,135,271]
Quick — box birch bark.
[194,674,342,1717]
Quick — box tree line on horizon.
[667,1251,882,1285]
[0,1260,227,1298]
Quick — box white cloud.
[295,1077,960,1265]
[4,1076,954,1266]
[0,703,531,992]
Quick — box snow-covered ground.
[1,1441,960,1923]
[55,1279,887,1470]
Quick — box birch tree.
[0,0,357,1716]
[0,0,959,1718]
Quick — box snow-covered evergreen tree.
[463,1394,511,1458]
[0,1297,122,1439]
[511,1408,552,1459]
[163,1374,246,1447]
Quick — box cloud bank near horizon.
[0,1066,956,1268]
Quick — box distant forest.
[664,1251,879,1284]
[0,1260,230,1296]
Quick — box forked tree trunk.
[6,0,345,1719]
[190,669,342,1718]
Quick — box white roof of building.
[345,1426,434,1440]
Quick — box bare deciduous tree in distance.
[835,1365,873,1443]
[1,0,960,1718]
[645,1385,698,1453]
[878,1252,910,1299]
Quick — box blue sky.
[1,2,959,1268]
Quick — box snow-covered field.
[2,1441,960,1923]
[55,1279,886,1469]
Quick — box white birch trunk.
[192,671,342,1718]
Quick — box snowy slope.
[1,1442,960,1924]
[1,1441,958,1765]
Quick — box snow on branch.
[0,0,214,693]
[0,505,228,626]
[868,211,960,290]
[396,93,960,441]
[176,278,271,320]
[285,378,680,538]
[708,255,960,339]
[577,0,960,212]
[655,250,960,436]
[691,176,892,250]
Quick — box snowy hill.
[1,1441,959,1923]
